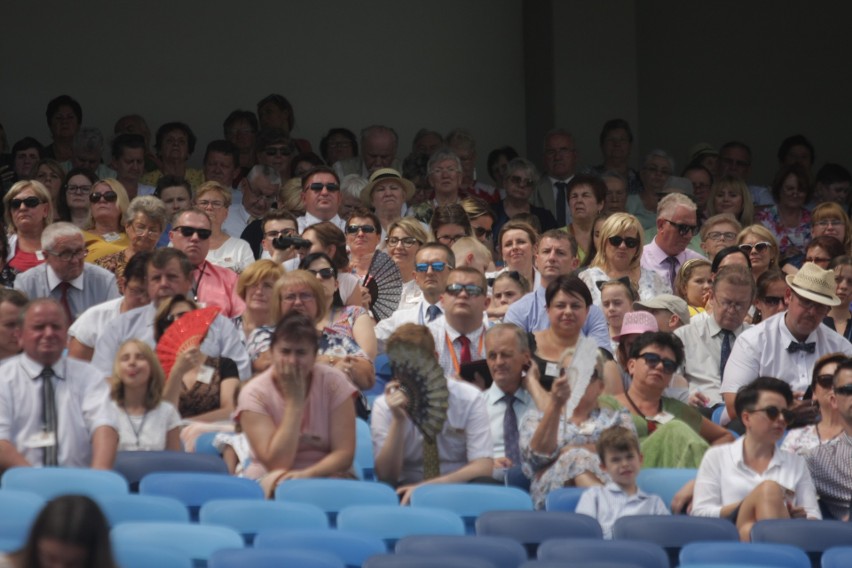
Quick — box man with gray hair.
[14,222,119,322]
[223,164,281,238]
[62,127,115,179]
[640,193,705,290]
[627,149,674,230]
[532,128,578,227]
[334,125,400,178]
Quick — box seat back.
[821,545,852,568]
[544,487,587,512]
[208,548,345,568]
[355,418,375,480]
[363,554,494,568]
[95,494,190,526]
[111,522,244,565]
[199,499,328,544]
[336,505,465,549]
[636,468,698,510]
[409,484,532,532]
[111,543,193,568]
[254,528,386,568]
[2,467,128,499]
[679,541,810,568]
[396,534,526,568]
[750,519,852,566]
[274,479,398,525]
[612,515,739,567]
[0,490,45,550]
[113,451,229,491]
[538,538,668,568]
[139,472,263,520]
[475,511,603,557]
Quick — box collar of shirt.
[603,481,649,500]
[485,381,532,407]
[46,264,84,291]
[707,314,746,338]
[304,211,342,227]
[418,300,444,321]
[646,238,689,267]
[549,175,575,185]
[20,352,66,381]
[729,435,784,473]
[442,320,486,344]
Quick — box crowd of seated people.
[4,95,852,544]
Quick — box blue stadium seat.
[396,534,527,568]
[208,548,345,568]
[409,484,532,533]
[111,522,244,566]
[0,490,45,551]
[2,467,127,499]
[612,515,739,567]
[750,519,852,566]
[199,499,328,544]
[821,545,852,568]
[475,511,603,557]
[254,528,387,568]
[95,494,190,525]
[679,541,810,568]
[194,432,222,456]
[363,554,494,568]
[544,487,587,512]
[355,418,375,480]
[636,468,697,510]
[336,505,465,549]
[111,544,192,568]
[275,478,398,526]
[139,472,262,520]
[538,537,669,568]
[113,450,228,491]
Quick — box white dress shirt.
[483,382,533,459]
[297,212,346,233]
[375,298,443,352]
[428,318,488,378]
[691,436,821,519]
[721,311,852,396]
[0,353,118,467]
[576,482,670,539]
[222,202,252,238]
[68,297,123,348]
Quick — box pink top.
[193,261,246,318]
[236,363,357,479]
[8,247,42,273]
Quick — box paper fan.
[562,335,600,419]
[156,306,221,377]
[364,250,402,321]
[387,341,449,439]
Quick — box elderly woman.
[411,149,464,225]
[3,180,52,276]
[699,213,742,262]
[496,220,539,289]
[141,122,204,188]
[599,332,734,468]
[362,168,415,239]
[756,164,812,263]
[194,181,254,273]
[492,158,557,242]
[580,212,669,307]
[386,217,430,309]
[737,225,780,282]
[705,175,755,227]
[811,202,852,252]
[237,259,285,345]
[43,95,82,161]
[237,311,357,495]
[10,137,42,184]
[781,353,846,455]
[95,196,167,289]
[33,159,64,212]
[301,221,363,307]
[521,345,635,509]
[344,207,383,278]
[82,178,130,262]
[566,174,605,262]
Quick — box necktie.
[422,436,440,479]
[457,335,472,365]
[555,182,568,227]
[787,341,816,354]
[719,330,734,378]
[664,256,679,290]
[40,367,58,467]
[426,304,441,322]
[57,282,73,323]
[501,394,521,465]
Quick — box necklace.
[123,408,149,449]
[623,389,661,419]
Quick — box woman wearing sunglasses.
[491,158,557,248]
[737,225,780,283]
[580,212,669,308]
[301,221,365,308]
[599,331,733,468]
[750,269,788,324]
[344,207,382,279]
[2,179,53,279]
[385,217,430,310]
[781,353,846,455]
[82,178,130,263]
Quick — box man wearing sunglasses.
[641,193,706,291]
[721,263,852,422]
[14,222,119,323]
[254,127,293,185]
[170,209,245,319]
[224,164,281,239]
[297,166,346,233]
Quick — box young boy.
[575,425,669,538]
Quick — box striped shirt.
[806,432,852,520]
[575,482,669,539]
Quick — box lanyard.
[123,409,148,449]
[445,327,485,375]
[192,261,208,302]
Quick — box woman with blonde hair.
[33,158,65,214]
[110,339,181,451]
[278,177,305,216]
[386,217,430,309]
[82,178,130,262]
[811,201,852,252]
[3,180,53,276]
[737,224,780,281]
[237,259,285,343]
[705,175,754,227]
[580,212,669,306]
[194,181,254,273]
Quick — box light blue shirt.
[576,482,670,539]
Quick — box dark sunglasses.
[415,262,447,273]
[474,227,493,239]
[306,182,340,193]
[508,175,533,188]
[346,224,377,235]
[89,191,118,203]
[10,196,43,209]
[263,147,291,156]
[445,283,485,297]
[307,267,335,280]
[761,296,784,307]
[739,242,771,255]
[608,235,639,249]
[816,374,835,389]
[749,405,794,422]
[636,352,678,374]
[834,384,852,397]
[663,219,698,236]
[173,226,212,240]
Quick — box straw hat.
[360,168,415,205]
[785,262,841,306]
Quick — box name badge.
[649,411,675,425]
[578,420,596,436]
[196,365,215,385]
[26,431,57,448]
[545,362,559,378]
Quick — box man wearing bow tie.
[721,262,852,420]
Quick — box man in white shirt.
[297,166,346,233]
[223,164,280,238]
[532,129,577,227]
[640,193,706,290]
[721,262,852,419]
[0,299,118,470]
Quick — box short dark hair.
[261,208,297,234]
[771,164,811,203]
[833,358,852,387]
[319,128,358,163]
[416,242,455,269]
[155,122,196,155]
[599,118,633,147]
[203,139,239,167]
[430,203,472,237]
[223,110,258,138]
[596,425,640,462]
[45,95,82,125]
[816,163,852,186]
[154,175,191,200]
[124,251,151,283]
[734,376,793,417]
[257,94,295,131]
[629,331,685,368]
[148,248,192,279]
[255,127,292,154]
[719,141,752,160]
[545,274,592,308]
[807,235,845,260]
[301,165,339,189]
[486,146,518,178]
[0,288,28,307]
[111,133,145,160]
[272,311,318,350]
[346,206,381,232]
[811,352,848,392]
[777,134,814,165]
[566,173,606,205]
[12,137,43,157]
[711,245,751,273]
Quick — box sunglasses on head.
[346,224,377,235]
[306,182,340,193]
[173,226,212,240]
[834,384,852,397]
[816,374,835,389]
[739,242,771,255]
[663,219,698,236]
[10,196,43,209]
[415,261,446,273]
[474,227,493,239]
[445,283,485,297]
[749,405,794,422]
[608,235,639,249]
[636,352,678,374]
[89,191,118,203]
[308,267,335,280]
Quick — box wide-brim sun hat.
[360,168,415,205]
[785,262,841,307]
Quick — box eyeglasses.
[805,255,831,266]
[307,267,335,280]
[716,298,750,312]
[197,199,225,209]
[66,184,92,194]
[738,242,771,255]
[748,406,794,422]
[306,182,340,193]
[814,219,844,228]
[761,296,784,306]
[89,191,118,203]
[264,229,296,239]
[346,225,377,235]
[431,167,460,175]
[474,227,493,239]
[264,147,291,156]
[10,196,44,209]
[816,374,835,389]
[130,223,160,237]
[387,236,419,248]
[834,384,852,396]
[706,231,737,242]
[173,226,212,240]
[282,292,316,303]
[437,234,466,245]
[636,352,678,374]
[415,262,446,273]
[445,283,485,297]
[166,311,190,323]
[608,235,639,249]
[45,248,88,261]
[508,175,533,188]
[793,292,829,313]
[662,219,697,236]
[643,166,672,176]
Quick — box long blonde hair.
[111,339,166,410]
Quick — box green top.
[598,394,702,440]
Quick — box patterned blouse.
[755,206,811,261]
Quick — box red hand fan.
[155,306,220,377]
